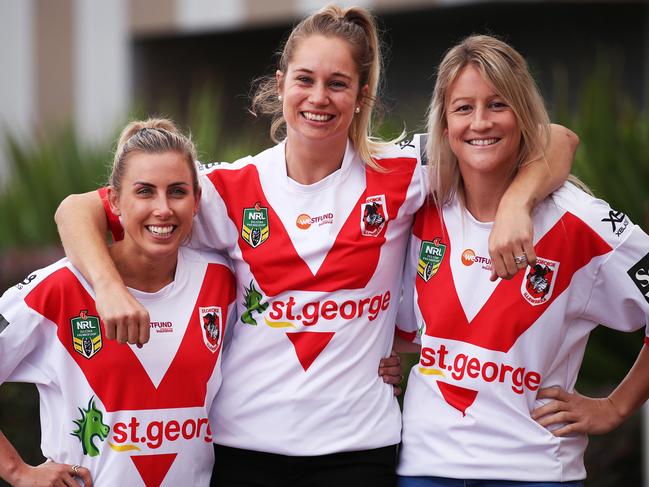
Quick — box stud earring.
[355,106,360,114]
[278,95,283,102]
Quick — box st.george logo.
[242,202,270,248]
[198,306,223,353]
[418,238,446,281]
[360,194,387,237]
[71,310,102,359]
[521,258,559,306]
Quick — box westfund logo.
[628,252,649,304]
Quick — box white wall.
[0,0,34,185]
[74,0,130,147]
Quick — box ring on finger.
[514,253,527,265]
[72,465,81,477]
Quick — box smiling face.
[277,34,368,148]
[108,150,200,262]
[445,64,521,180]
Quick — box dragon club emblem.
[198,306,223,353]
[521,257,559,306]
[242,202,270,248]
[71,397,109,457]
[70,310,102,359]
[418,238,446,281]
[360,194,387,237]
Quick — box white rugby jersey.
[102,139,427,455]
[0,247,236,486]
[396,183,649,481]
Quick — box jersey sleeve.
[396,232,422,345]
[187,172,240,252]
[581,224,649,336]
[0,285,53,385]
[98,187,124,242]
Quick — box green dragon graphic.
[241,281,268,326]
[71,397,110,457]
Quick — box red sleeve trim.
[98,187,124,242]
[395,327,417,343]
[644,336,649,347]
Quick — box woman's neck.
[460,167,516,223]
[109,241,177,293]
[284,135,347,185]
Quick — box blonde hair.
[110,118,198,194]
[427,35,551,205]
[251,4,396,170]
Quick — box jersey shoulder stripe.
[549,182,637,249]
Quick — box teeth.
[303,112,333,122]
[148,225,174,236]
[468,138,499,146]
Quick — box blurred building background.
[0,1,648,486]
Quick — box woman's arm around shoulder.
[55,191,150,345]
[490,124,579,280]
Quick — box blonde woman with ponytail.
[55,7,576,486]
[0,119,236,486]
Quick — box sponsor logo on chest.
[521,257,560,306]
[242,202,270,248]
[461,249,492,271]
[418,238,446,281]
[70,310,102,359]
[360,194,387,237]
[628,252,649,304]
[150,321,174,333]
[296,212,334,230]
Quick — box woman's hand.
[531,387,625,436]
[95,281,150,345]
[489,196,537,281]
[379,350,403,395]
[10,460,92,487]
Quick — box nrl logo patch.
[71,310,102,359]
[242,202,270,248]
[418,238,446,281]
[199,306,223,353]
[360,194,387,237]
[521,258,560,306]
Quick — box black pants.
[211,444,397,487]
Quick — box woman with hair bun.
[0,119,236,486]
[396,35,649,487]
[55,6,576,487]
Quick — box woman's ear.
[276,70,285,98]
[107,187,121,216]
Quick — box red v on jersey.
[207,159,416,296]
[24,264,235,412]
[414,208,612,353]
[286,331,335,371]
[436,381,478,417]
[131,453,177,487]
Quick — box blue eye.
[490,101,508,109]
[169,187,188,197]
